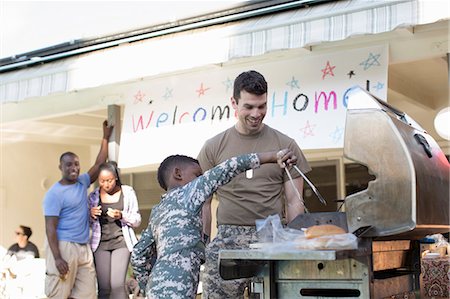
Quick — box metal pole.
[107,105,121,162]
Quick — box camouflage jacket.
[131,153,260,291]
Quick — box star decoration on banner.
[133,90,145,104]
[162,88,173,100]
[222,77,233,93]
[347,70,356,79]
[329,126,344,144]
[286,76,300,89]
[360,53,381,70]
[321,61,336,80]
[299,120,316,138]
[373,82,384,91]
[196,82,210,97]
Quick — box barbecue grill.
[219,86,450,298]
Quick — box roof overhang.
[0,0,448,148]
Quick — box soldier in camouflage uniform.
[198,70,311,298]
[131,150,297,299]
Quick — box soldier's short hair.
[233,70,267,103]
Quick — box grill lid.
[343,86,449,239]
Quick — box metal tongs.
[283,163,327,213]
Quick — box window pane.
[132,172,164,208]
[345,163,376,196]
[303,164,337,213]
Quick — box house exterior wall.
[0,142,93,252]
[0,0,448,252]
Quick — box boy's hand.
[276,149,297,168]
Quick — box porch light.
[434,107,450,140]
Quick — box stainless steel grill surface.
[344,86,449,239]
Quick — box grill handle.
[414,133,433,158]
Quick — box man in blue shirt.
[43,120,112,299]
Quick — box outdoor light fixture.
[434,107,450,140]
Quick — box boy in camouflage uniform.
[131,149,297,299]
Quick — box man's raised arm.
[87,120,113,184]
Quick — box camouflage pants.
[202,225,258,299]
[147,248,202,299]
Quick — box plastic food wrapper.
[254,214,358,251]
[423,233,449,257]
[426,233,449,247]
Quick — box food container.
[423,252,440,259]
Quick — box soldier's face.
[232,90,267,135]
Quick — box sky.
[0,0,242,59]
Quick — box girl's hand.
[91,205,102,220]
[107,208,122,219]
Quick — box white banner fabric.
[119,45,388,168]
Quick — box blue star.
[373,82,384,91]
[329,126,344,144]
[286,76,300,89]
[162,88,173,100]
[360,53,381,71]
[222,77,233,93]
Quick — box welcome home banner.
[119,45,388,168]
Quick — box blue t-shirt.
[43,173,91,244]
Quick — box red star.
[321,61,336,80]
[196,83,210,97]
[134,91,145,104]
[299,120,316,138]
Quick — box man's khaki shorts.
[45,240,97,299]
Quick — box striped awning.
[226,0,447,58]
